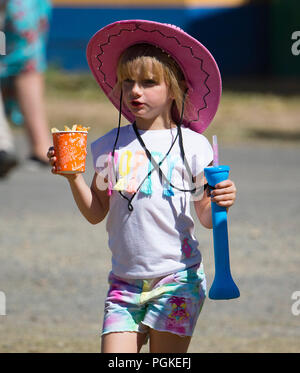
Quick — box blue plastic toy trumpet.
[204,165,240,300]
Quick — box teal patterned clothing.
[0,0,52,125]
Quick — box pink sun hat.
[86,19,222,134]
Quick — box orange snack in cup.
[51,125,89,174]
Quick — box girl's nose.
[131,82,142,97]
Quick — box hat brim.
[86,19,222,134]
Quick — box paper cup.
[52,131,87,174]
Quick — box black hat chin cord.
[111,89,135,210]
[112,89,123,159]
[111,91,197,212]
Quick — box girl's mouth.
[131,100,144,108]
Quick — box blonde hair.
[114,43,188,122]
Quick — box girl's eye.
[123,79,134,84]
[143,79,156,85]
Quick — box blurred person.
[0,0,52,178]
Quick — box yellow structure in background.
[52,0,248,7]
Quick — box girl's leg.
[101,331,148,353]
[149,329,191,353]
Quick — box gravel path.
[0,134,299,352]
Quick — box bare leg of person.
[0,89,18,177]
[15,71,51,162]
[0,89,15,152]
[149,329,191,353]
[101,331,148,353]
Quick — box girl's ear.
[168,91,175,100]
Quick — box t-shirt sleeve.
[90,129,116,175]
[189,133,213,177]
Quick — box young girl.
[47,20,236,353]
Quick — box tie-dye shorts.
[102,263,206,337]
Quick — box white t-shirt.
[91,124,213,279]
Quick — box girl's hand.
[46,146,78,180]
[209,179,237,208]
[47,146,56,173]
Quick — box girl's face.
[116,45,186,126]
[121,75,173,122]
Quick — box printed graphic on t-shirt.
[182,238,193,258]
[92,125,213,205]
[112,149,203,197]
[97,148,204,198]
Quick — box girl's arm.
[67,173,109,224]
[194,177,237,229]
[47,147,109,224]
